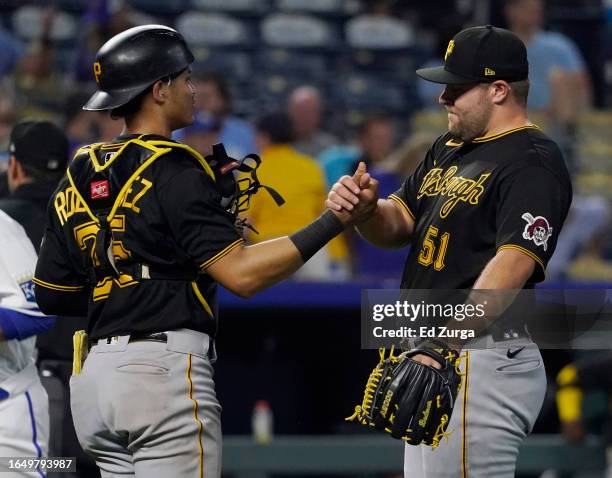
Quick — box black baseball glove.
[346,343,462,448]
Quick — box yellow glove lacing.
[345,346,401,425]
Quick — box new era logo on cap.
[91,180,110,200]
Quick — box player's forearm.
[420,249,537,351]
[355,199,413,249]
[472,248,535,290]
[208,211,345,297]
[212,238,304,297]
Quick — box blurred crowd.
[1,1,612,476]
[0,0,612,281]
[0,0,611,284]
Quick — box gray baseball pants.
[404,338,546,478]
[70,329,221,478]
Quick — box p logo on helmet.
[93,62,102,84]
[444,40,455,61]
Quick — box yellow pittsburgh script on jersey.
[417,166,490,218]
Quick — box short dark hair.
[255,112,293,144]
[509,79,530,106]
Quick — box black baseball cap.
[417,25,528,84]
[9,120,69,172]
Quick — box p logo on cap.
[93,62,102,84]
[445,40,455,61]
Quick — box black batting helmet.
[83,24,194,111]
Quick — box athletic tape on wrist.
[289,210,344,263]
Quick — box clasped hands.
[326,162,379,226]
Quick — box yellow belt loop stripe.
[461,351,470,478]
[187,354,205,478]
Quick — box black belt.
[91,332,168,348]
[129,332,168,343]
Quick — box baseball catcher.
[347,343,461,448]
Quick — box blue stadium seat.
[342,14,418,82]
[258,48,329,80]
[176,12,253,47]
[330,73,408,115]
[275,0,360,17]
[261,13,340,50]
[190,0,270,16]
[11,6,77,45]
[345,14,414,49]
[256,73,319,111]
[53,0,89,15]
[191,49,253,81]
[127,0,190,16]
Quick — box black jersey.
[34,135,242,340]
[390,126,572,289]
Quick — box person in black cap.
[327,25,572,477]
[33,24,362,478]
[0,120,69,250]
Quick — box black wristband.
[289,210,345,263]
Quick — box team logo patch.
[91,180,110,200]
[522,212,553,251]
[19,279,36,303]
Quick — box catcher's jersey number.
[417,225,450,271]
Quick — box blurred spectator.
[180,113,221,157]
[248,112,349,280]
[0,83,18,151]
[0,120,68,250]
[319,114,408,280]
[505,0,591,171]
[288,86,338,158]
[72,0,151,84]
[547,196,611,281]
[556,353,612,476]
[11,7,68,119]
[320,113,397,194]
[0,26,25,78]
[176,71,256,159]
[380,132,437,178]
[505,0,591,117]
[65,91,123,152]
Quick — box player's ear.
[151,79,168,104]
[490,81,510,105]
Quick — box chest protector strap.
[67,138,213,285]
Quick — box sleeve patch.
[521,212,553,251]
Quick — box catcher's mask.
[205,143,284,223]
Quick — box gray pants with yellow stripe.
[70,330,220,478]
[404,338,546,478]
